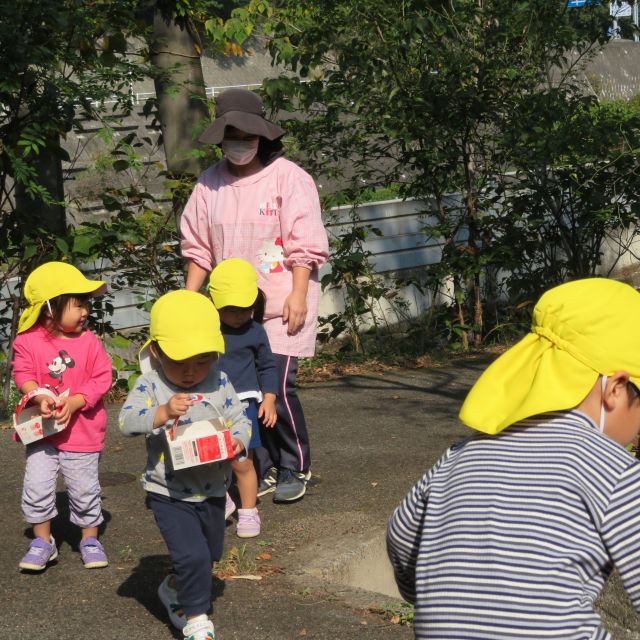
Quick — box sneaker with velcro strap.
[79,536,108,569]
[19,536,58,571]
[183,614,216,640]
[158,574,187,629]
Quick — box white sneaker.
[183,615,216,640]
[157,574,187,629]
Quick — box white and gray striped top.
[387,411,640,639]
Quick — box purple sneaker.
[79,537,108,569]
[19,536,58,571]
[236,508,261,538]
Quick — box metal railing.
[91,82,265,108]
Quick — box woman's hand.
[282,291,307,335]
[283,266,311,335]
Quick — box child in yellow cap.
[12,261,111,572]
[119,290,251,640]
[387,278,640,640]
[209,258,278,537]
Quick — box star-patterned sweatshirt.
[118,365,251,502]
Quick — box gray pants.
[22,440,103,529]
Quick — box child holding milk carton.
[12,262,112,572]
[119,290,251,640]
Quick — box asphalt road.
[1,354,638,639]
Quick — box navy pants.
[147,492,224,617]
[255,354,310,476]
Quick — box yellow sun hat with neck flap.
[459,278,640,435]
[139,290,225,374]
[18,261,107,334]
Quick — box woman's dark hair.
[258,137,285,166]
[41,293,91,328]
[253,289,266,324]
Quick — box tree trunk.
[150,11,209,176]
[6,135,66,412]
[14,135,66,235]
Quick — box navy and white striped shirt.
[387,411,640,639]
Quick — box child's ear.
[607,371,631,405]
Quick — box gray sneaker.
[257,466,278,497]
[273,468,307,503]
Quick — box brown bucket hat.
[199,88,285,145]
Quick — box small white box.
[165,417,235,471]
[13,388,70,445]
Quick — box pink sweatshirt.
[180,156,329,357]
[12,325,112,452]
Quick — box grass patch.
[214,544,257,579]
[370,601,415,626]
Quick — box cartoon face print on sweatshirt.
[257,237,287,273]
[47,350,75,385]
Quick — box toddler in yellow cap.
[387,278,640,640]
[12,261,111,573]
[119,289,251,640]
[208,258,278,538]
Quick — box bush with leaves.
[207,0,627,350]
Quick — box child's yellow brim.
[459,278,640,434]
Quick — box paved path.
[1,355,638,639]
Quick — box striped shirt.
[387,411,640,639]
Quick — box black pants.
[147,492,224,617]
[255,354,310,476]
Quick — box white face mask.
[599,375,608,433]
[221,138,259,166]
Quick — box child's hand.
[166,394,195,419]
[36,395,56,419]
[231,437,245,456]
[258,393,277,428]
[54,394,86,427]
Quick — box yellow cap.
[208,258,258,309]
[459,278,640,435]
[139,290,225,373]
[18,262,107,334]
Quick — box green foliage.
[207,0,638,350]
[0,0,231,409]
[380,601,415,626]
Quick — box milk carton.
[13,388,70,445]
[164,396,235,471]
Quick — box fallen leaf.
[390,615,401,624]
[298,629,307,636]
[256,552,272,560]
[258,564,285,577]
[391,395,400,400]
